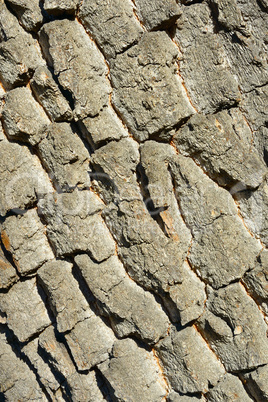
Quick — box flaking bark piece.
[98,338,167,401]
[134,0,182,30]
[78,0,143,60]
[0,277,51,343]
[2,86,50,145]
[1,209,54,276]
[38,190,115,261]
[30,66,73,122]
[110,31,195,142]
[197,283,268,371]
[75,254,170,344]
[0,141,53,216]
[37,122,90,191]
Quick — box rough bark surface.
[0,0,267,401]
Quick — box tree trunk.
[0,0,267,400]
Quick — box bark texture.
[0,0,267,400]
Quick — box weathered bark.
[0,0,267,400]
